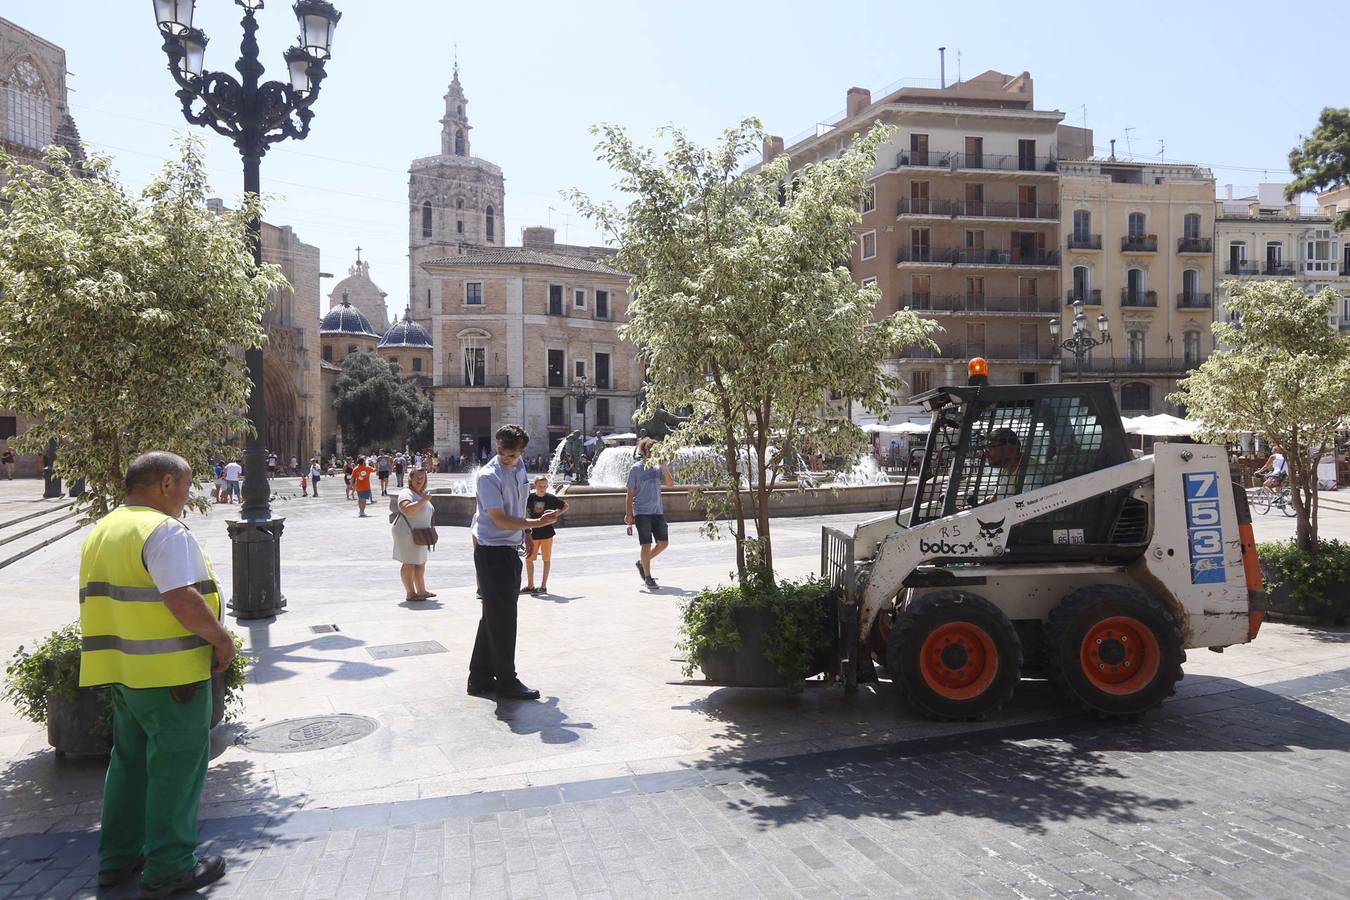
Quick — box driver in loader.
[969,427,1027,507]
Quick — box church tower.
[408,62,505,325]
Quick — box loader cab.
[905,380,1145,561]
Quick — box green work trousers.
[99,679,211,885]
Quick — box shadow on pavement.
[679,669,1350,835]
[396,599,444,610]
[495,696,595,745]
[242,626,395,685]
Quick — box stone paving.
[2,476,1350,897]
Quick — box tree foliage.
[331,351,430,454]
[570,119,935,584]
[1169,280,1350,550]
[0,140,286,519]
[1286,107,1350,229]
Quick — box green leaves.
[1286,107,1350,229]
[573,119,936,584]
[1171,280,1350,549]
[0,138,287,520]
[331,351,430,453]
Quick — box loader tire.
[1044,585,1185,720]
[887,590,1022,721]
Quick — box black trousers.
[470,544,522,681]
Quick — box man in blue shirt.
[625,437,674,589]
[469,424,560,700]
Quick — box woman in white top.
[308,458,323,497]
[393,468,436,601]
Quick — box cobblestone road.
[3,664,1349,899]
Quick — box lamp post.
[1050,299,1110,381]
[570,376,596,485]
[153,0,340,618]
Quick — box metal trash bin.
[226,518,287,619]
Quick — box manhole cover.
[237,714,378,753]
[367,640,447,660]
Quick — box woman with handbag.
[393,468,438,601]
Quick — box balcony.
[1074,357,1202,375]
[1264,263,1295,276]
[954,201,1059,220]
[896,198,953,217]
[1224,262,1259,275]
[1066,289,1103,306]
[1121,234,1158,253]
[894,151,1058,173]
[951,248,1060,267]
[896,247,939,264]
[1176,293,1212,309]
[1067,234,1102,250]
[1177,237,1212,254]
[1120,290,1158,308]
[443,374,510,388]
[907,294,1061,315]
[950,152,1059,174]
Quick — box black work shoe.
[634,560,646,581]
[466,677,496,696]
[139,855,226,898]
[496,679,541,700]
[644,577,659,589]
[98,856,144,887]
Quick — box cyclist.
[1255,445,1287,494]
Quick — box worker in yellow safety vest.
[79,451,235,898]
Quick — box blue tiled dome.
[378,314,434,349]
[320,298,377,336]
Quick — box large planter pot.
[1260,558,1350,625]
[698,607,830,687]
[46,687,112,757]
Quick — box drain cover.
[237,714,378,753]
[367,640,447,660]
[309,624,340,633]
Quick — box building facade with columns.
[0,16,84,474]
[421,227,637,461]
[1058,159,1215,416]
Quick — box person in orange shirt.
[352,457,377,518]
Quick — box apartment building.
[420,227,638,459]
[758,71,1086,421]
[1058,159,1216,416]
[1215,185,1347,334]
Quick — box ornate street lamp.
[570,376,597,485]
[153,0,340,618]
[1050,299,1110,381]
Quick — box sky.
[5,0,1341,314]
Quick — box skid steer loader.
[822,360,1265,720]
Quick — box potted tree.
[1258,540,1350,625]
[3,623,249,756]
[572,119,935,688]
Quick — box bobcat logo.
[977,517,1006,542]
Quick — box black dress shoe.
[98,856,144,887]
[139,855,226,899]
[496,679,541,700]
[466,677,496,696]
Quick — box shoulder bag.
[397,504,438,549]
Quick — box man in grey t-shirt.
[625,438,674,589]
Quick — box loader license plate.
[1183,472,1226,584]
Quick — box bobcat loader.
[822,360,1265,720]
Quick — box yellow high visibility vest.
[78,506,222,689]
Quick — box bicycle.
[1249,482,1296,517]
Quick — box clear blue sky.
[5,0,1340,312]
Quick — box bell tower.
[440,61,471,158]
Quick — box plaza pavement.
[1,475,1349,897]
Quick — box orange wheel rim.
[919,621,999,700]
[1079,616,1160,695]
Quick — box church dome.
[327,253,389,332]
[378,313,434,349]
[320,298,377,337]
